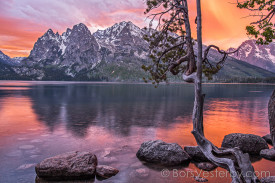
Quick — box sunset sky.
[0,0,256,58]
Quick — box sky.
[0,0,256,58]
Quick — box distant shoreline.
[0,80,275,86]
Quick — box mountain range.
[228,40,275,73]
[0,21,274,82]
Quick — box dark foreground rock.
[260,176,275,183]
[195,162,217,171]
[136,140,190,166]
[221,133,269,155]
[260,148,275,161]
[96,165,119,179]
[184,146,208,162]
[263,134,273,146]
[35,151,97,181]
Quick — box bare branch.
[203,45,240,71]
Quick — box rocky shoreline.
[35,151,118,182]
[34,132,275,182]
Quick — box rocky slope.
[228,40,275,72]
[93,21,148,61]
[0,50,27,80]
[21,23,101,78]
[0,50,24,66]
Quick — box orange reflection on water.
[155,117,196,146]
[203,99,269,146]
[154,98,269,148]
[0,81,32,86]
[0,96,42,140]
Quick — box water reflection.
[26,84,196,137]
[0,81,274,183]
[24,83,273,138]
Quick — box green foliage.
[142,0,230,86]
[216,77,275,83]
[89,58,149,82]
[202,64,221,80]
[142,0,192,87]
[237,0,275,44]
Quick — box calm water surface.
[0,81,274,183]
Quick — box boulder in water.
[35,151,97,181]
[136,140,190,166]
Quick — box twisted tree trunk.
[187,1,260,182]
[268,90,275,148]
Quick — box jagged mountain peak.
[31,23,97,58]
[0,50,10,60]
[228,39,275,72]
[40,29,60,42]
[26,22,101,76]
[0,50,5,56]
[93,21,144,40]
[114,21,137,29]
[72,23,90,33]
[92,21,149,60]
[39,23,92,43]
[2,21,275,81]
[46,29,54,34]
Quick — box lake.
[0,81,274,183]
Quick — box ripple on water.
[25,148,41,155]
[16,163,36,170]
[60,135,70,138]
[6,150,22,157]
[18,145,35,150]
[40,134,50,137]
[30,139,44,143]
[17,138,29,141]
[30,155,40,159]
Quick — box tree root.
[192,130,260,183]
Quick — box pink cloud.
[0,0,147,57]
[0,0,257,57]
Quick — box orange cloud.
[199,0,256,49]
[0,16,46,57]
[0,0,260,57]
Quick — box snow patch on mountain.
[228,40,275,72]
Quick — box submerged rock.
[101,156,118,163]
[131,168,150,179]
[130,161,144,169]
[96,165,119,179]
[35,151,97,181]
[260,148,275,161]
[260,176,275,183]
[262,134,273,146]
[35,176,94,183]
[17,163,36,170]
[194,162,217,171]
[184,146,209,162]
[221,133,268,155]
[136,140,190,166]
[194,176,208,182]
